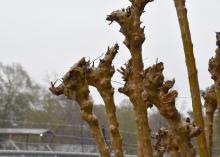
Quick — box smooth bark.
[172,1,209,156]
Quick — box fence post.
[80,121,84,152]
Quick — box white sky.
[0,0,219,108]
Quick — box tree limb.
[49,62,110,157]
[84,44,124,157]
[107,1,154,156]
[202,85,217,157]
[142,62,201,157]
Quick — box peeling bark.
[202,85,217,157]
[142,62,201,157]
[49,63,110,157]
[172,1,209,157]
[107,1,153,156]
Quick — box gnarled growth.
[154,126,191,157]
[141,62,201,157]
[209,32,220,123]
[153,127,178,157]
[118,59,153,157]
[107,1,154,156]
[50,44,123,157]
[49,61,110,157]
[202,85,217,157]
[83,44,124,157]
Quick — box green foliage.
[0,63,39,127]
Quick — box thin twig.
[111,80,125,86]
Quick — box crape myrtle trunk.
[209,32,220,124]
[107,0,154,156]
[172,0,209,157]
[207,32,220,157]
[203,85,217,157]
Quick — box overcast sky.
[0,0,219,108]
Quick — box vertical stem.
[130,47,153,157]
[214,32,220,123]
[106,1,154,155]
[135,101,152,157]
[172,0,209,157]
[49,68,110,157]
[215,85,220,123]
[76,84,110,157]
[98,88,124,157]
[207,33,220,156]
[213,84,220,157]
[203,85,217,157]
[86,44,124,157]
[205,110,214,157]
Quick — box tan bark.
[49,63,110,157]
[83,44,124,157]
[106,1,153,157]
[153,127,179,157]
[209,32,220,123]
[207,33,220,157]
[142,62,202,157]
[202,85,217,157]
[172,1,209,157]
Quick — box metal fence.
[0,150,99,157]
[0,150,137,157]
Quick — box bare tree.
[48,1,217,157]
